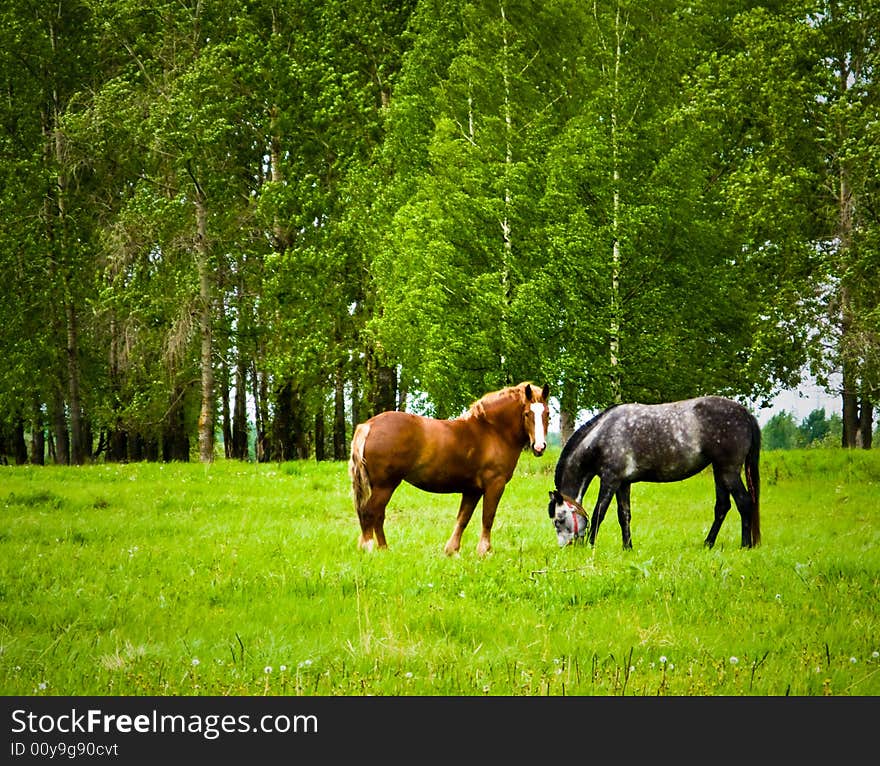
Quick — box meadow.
[1,448,878,696]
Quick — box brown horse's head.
[523,382,551,456]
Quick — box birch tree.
[369,0,575,413]
[817,0,880,447]
[690,0,879,448]
[0,0,102,464]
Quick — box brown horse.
[349,382,550,556]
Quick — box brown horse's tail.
[349,423,372,516]
[745,415,761,546]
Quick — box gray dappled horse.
[548,396,761,549]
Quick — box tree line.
[0,0,877,465]
[761,407,867,449]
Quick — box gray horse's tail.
[745,416,761,546]
[349,423,372,516]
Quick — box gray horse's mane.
[556,404,621,478]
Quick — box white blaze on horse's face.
[529,402,547,455]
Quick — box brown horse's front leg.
[444,491,481,556]
[476,481,507,557]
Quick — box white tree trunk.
[609,3,623,404]
[196,191,215,463]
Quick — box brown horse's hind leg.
[444,491,481,556]
[358,485,394,552]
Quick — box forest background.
[0,0,878,466]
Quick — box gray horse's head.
[548,489,588,547]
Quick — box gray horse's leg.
[616,483,633,549]
[705,465,731,548]
[588,479,619,546]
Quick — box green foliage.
[763,412,802,450]
[0,0,878,458]
[763,408,845,450]
[800,408,830,445]
[2,450,879,695]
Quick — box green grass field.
[1,448,878,696]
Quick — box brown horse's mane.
[461,382,533,421]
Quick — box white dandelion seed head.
[264,666,272,674]
[730,656,739,665]
[191,658,200,667]
[659,655,668,665]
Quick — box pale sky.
[753,375,842,427]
